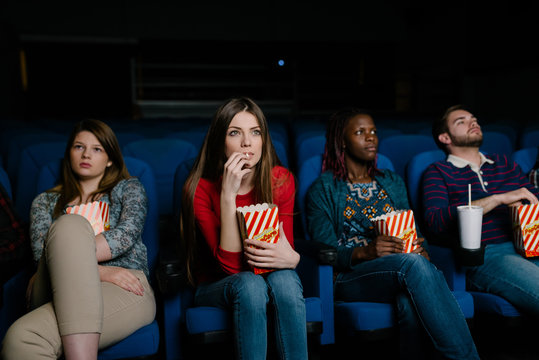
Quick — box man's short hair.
[432,104,469,152]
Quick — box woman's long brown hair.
[50,119,130,218]
[180,97,282,285]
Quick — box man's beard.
[449,133,483,148]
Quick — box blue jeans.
[466,241,539,315]
[194,270,308,360]
[335,253,479,360]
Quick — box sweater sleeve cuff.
[217,246,243,274]
[337,246,354,272]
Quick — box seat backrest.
[520,129,539,150]
[14,141,67,223]
[405,149,445,228]
[0,166,12,198]
[6,132,65,186]
[164,130,207,150]
[272,138,289,169]
[123,139,198,216]
[378,134,437,179]
[481,123,517,149]
[172,157,196,217]
[114,131,146,149]
[36,156,160,278]
[297,153,394,239]
[295,134,326,169]
[511,147,538,175]
[480,131,513,158]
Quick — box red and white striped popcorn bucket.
[65,200,110,235]
[510,204,539,258]
[237,203,279,275]
[372,209,418,253]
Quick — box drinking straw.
[468,184,472,209]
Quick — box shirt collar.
[447,152,494,170]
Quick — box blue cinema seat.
[0,166,12,198]
[481,123,518,150]
[511,147,538,175]
[14,141,67,224]
[123,139,198,217]
[297,153,474,345]
[480,131,514,158]
[295,134,326,171]
[378,134,438,179]
[5,132,65,188]
[19,156,161,359]
[159,157,332,360]
[520,129,539,149]
[405,149,522,322]
[165,129,207,150]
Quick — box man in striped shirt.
[422,104,539,316]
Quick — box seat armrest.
[295,238,336,345]
[429,245,467,291]
[295,238,337,266]
[156,257,186,296]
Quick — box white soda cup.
[457,205,483,249]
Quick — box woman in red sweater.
[180,97,307,360]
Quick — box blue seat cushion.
[335,291,473,334]
[469,291,521,317]
[452,290,474,319]
[186,307,230,335]
[335,301,394,332]
[97,320,159,360]
[185,297,323,335]
[305,297,322,323]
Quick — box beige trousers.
[1,214,156,360]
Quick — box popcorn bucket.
[65,200,110,235]
[237,203,279,275]
[372,209,418,253]
[510,204,539,258]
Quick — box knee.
[47,214,94,247]
[402,254,443,281]
[228,272,268,307]
[267,270,304,305]
[50,214,92,233]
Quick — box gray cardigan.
[306,169,421,272]
[30,177,149,277]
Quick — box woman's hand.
[243,222,300,270]
[412,237,430,261]
[363,235,404,260]
[219,152,251,252]
[98,265,144,296]
[221,152,251,201]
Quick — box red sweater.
[193,166,295,283]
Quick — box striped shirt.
[422,153,539,246]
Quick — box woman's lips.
[80,162,91,168]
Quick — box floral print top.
[29,178,149,277]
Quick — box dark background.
[1,1,538,126]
